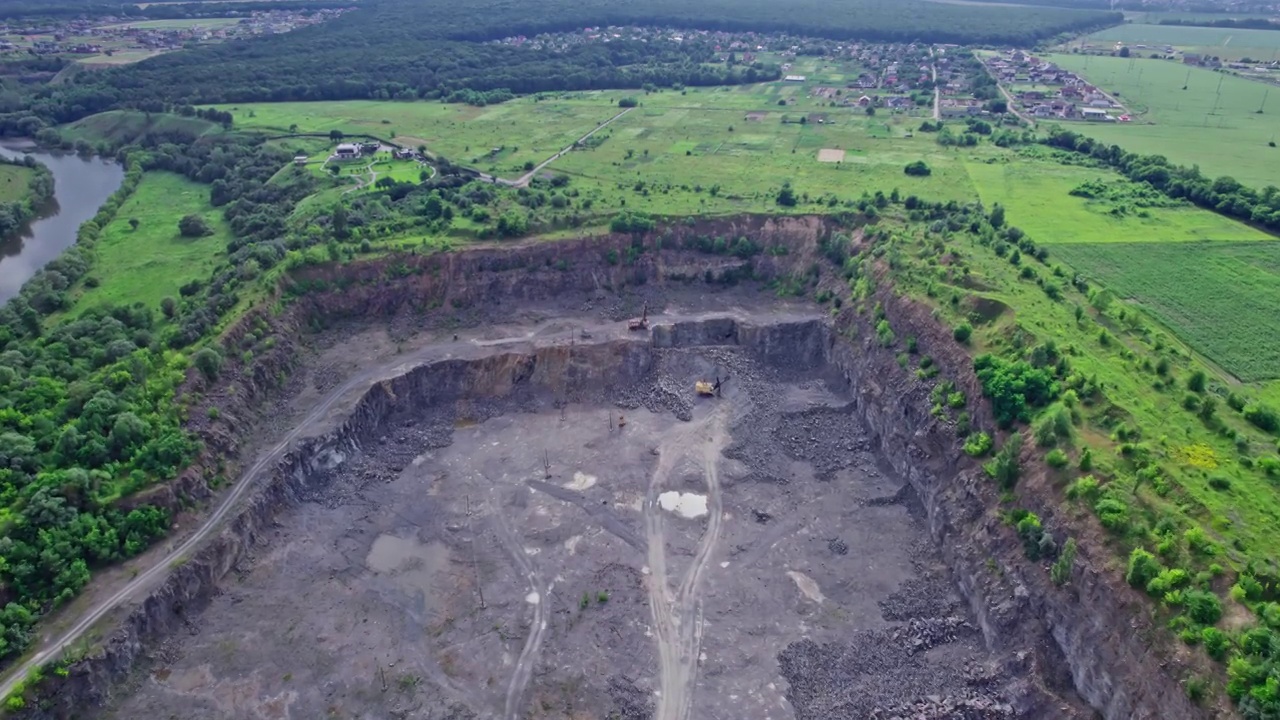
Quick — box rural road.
[931,48,940,121]
[478,107,633,188]
[998,83,1036,127]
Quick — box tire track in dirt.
[644,406,731,720]
[485,485,552,720]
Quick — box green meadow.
[0,164,36,204]
[71,172,229,314]
[965,159,1271,244]
[1045,53,1280,188]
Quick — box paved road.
[477,107,633,188]
[931,49,940,121]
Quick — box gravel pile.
[879,574,962,622]
[869,695,1016,720]
[894,616,973,656]
[773,406,870,480]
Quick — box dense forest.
[0,126,317,664]
[0,155,52,241]
[3,0,1120,128]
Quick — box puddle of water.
[786,570,826,604]
[365,534,450,610]
[564,471,598,491]
[658,491,709,518]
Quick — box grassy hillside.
[62,110,223,147]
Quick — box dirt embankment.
[19,214,1206,719]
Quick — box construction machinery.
[627,303,649,331]
[695,375,725,398]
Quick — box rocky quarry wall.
[22,216,1208,719]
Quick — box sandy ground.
[97,300,1016,720]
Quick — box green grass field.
[0,164,36,204]
[1081,23,1280,61]
[72,172,229,313]
[1045,54,1280,188]
[1053,241,1280,382]
[965,159,1271,244]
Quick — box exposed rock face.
[21,218,1206,719]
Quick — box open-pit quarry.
[27,218,1205,720]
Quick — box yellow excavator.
[695,375,724,397]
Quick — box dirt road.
[645,405,730,720]
[478,107,632,188]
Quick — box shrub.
[178,214,213,238]
[192,347,223,382]
[1147,568,1191,595]
[983,433,1022,490]
[953,322,973,344]
[1066,475,1100,502]
[1126,547,1163,589]
[1051,537,1077,586]
[963,432,994,457]
[973,355,1060,428]
[876,319,895,347]
[1078,447,1093,472]
[1244,404,1280,434]
[1045,449,1069,469]
[1183,590,1223,625]
[1208,474,1232,491]
[1187,370,1207,393]
[1185,526,1217,556]
[1202,627,1230,660]
[903,160,932,177]
[1094,490,1130,532]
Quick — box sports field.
[1082,23,1280,61]
[1045,54,1280,188]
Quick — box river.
[0,143,124,303]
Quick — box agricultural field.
[1045,53,1280,188]
[1052,241,1280,383]
[965,159,1272,244]
[1078,23,1280,61]
[70,172,230,314]
[0,164,36,204]
[97,18,242,31]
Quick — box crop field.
[71,172,229,314]
[1052,241,1280,382]
[965,159,1271,244]
[1045,53,1280,188]
[98,18,242,30]
[1080,23,1280,61]
[0,164,36,204]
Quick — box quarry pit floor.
[101,297,1018,720]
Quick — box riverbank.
[0,155,54,253]
[0,144,123,302]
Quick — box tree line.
[1043,128,1280,233]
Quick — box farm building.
[1081,107,1111,121]
[784,75,807,82]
